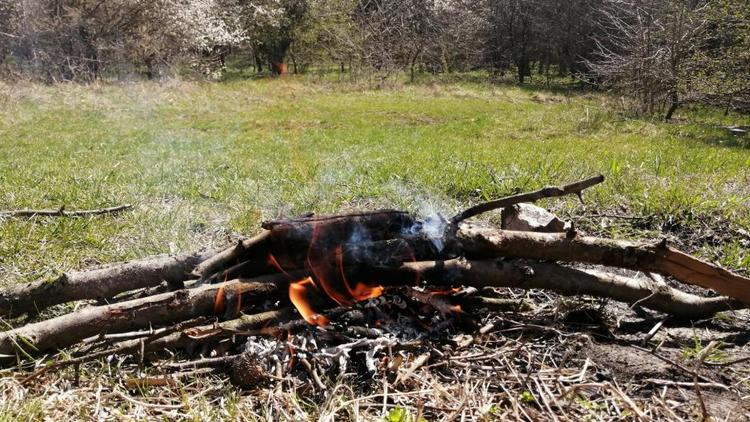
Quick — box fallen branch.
[457,223,750,306]
[450,175,604,224]
[0,273,296,358]
[0,250,218,317]
[0,204,132,218]
[20,317,210,385]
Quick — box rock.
[501,203,570,233]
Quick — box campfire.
[2,175,749,406]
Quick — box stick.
[0,250,218,317]
[0,273,298,358]
[20,317,209,385]
[0,204,132,218]
[457,223,750,305]
[450,175,604,224]
[455,296,534,312]
[141,308,294,351]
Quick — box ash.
[239,288,470,388]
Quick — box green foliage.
[681,334,728,363]
[519,391,535,403]
[385,406,426,422]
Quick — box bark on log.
[457,224,750,306]
[0,250,218,318]
[192,231,272,278]
[0,273,298,358]
[380,259,742,319]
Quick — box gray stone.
[501,203,570,232]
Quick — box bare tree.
[589,0,708,119]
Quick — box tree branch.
[450,175,604,224]
[0,204,132,218]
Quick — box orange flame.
[280,221,389,326]
[289,277,330,326]
[213,283,226,315]
[267,253,291,278]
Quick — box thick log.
[0,250,218,317]
[196,211,418,281]
[265,209,416,256]
[0,273,298,358]
[457,224,750,306]
[377,259,742,319]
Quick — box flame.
[213,283,226,315]
[279,221,388,326]
[267,253,290,278]
[428,287,462,296]
[289,277,330,326]
[351,282,384,300]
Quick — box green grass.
[1,77,749,287]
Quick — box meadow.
[1,76,749,286]
[2,76,750,420]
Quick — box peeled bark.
[457,224,750,306]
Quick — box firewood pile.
[2,175,749,401]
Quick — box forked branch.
[450,175,604,224]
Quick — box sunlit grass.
[1,77,748,287]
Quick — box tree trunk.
[665,90,679,121]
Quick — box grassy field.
[1,77,750,419]
[1,77,748,287]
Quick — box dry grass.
[2,289,749,421]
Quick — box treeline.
[0,0,748,118]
